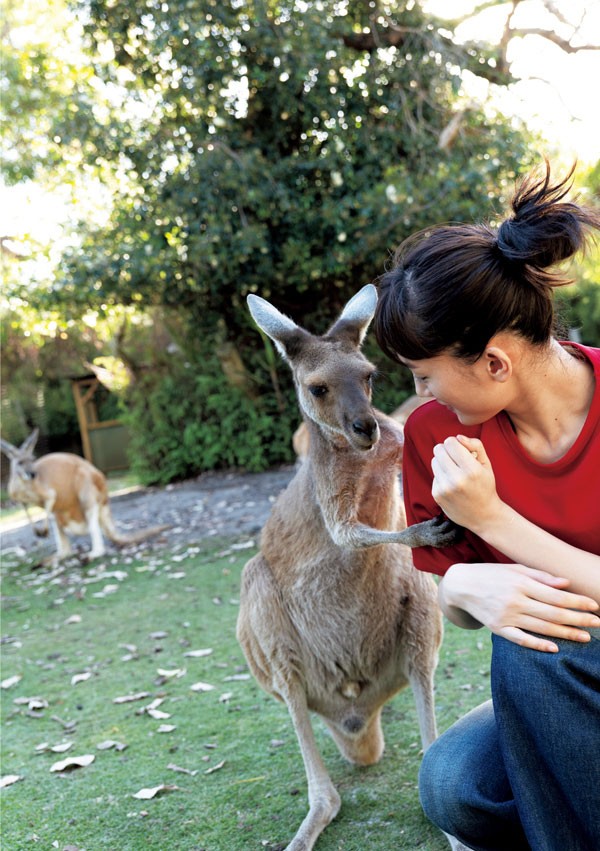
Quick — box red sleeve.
[402,402,483,576]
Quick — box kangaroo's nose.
[352,417,377,439]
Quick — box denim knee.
[491,632,600,851]
[418,701,528,851]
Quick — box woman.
[373,163,600,851]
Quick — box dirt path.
[0,466,296,562]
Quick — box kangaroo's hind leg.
[278,680,341,851]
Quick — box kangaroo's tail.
[108,524,170,546]
[100,505,169,546]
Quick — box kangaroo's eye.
[308,385,328,398]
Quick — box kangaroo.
[292,393,430,461]
[237,285,465,851]
[1,429,168,564]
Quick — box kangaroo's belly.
[54,507,87,533]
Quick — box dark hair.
[374,162,600,362]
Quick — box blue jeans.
[418,629,600,851]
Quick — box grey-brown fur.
[237,286,465,851]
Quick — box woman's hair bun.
[495,161,595,269]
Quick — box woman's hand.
[440,562,600,653]
[431,435,503,533]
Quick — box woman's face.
[398,350,509,425]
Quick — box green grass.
[1,541,492,851]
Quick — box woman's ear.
[484,345,512,382]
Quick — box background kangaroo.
[237,285,462,851]
[1,429,168,565]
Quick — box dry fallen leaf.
[167,763,197,776]
[50,754,95,773]
[157,724,176,733]
[219,692,233,703]
[92,584,120,598]
[190,682,215,693]
[14,696,49,712]
[156,668,186,679]
[0,774,23,788]
[71,672,92,686]
[147,708,171,720]
[96,740,128,751]
[35,742,74,754]
[113,692,150,704]
[64,615,82,625]
[223,674,250,682]
[205,760,226,775]
[1,675,22,690]
[132,784,179,800]
[183,648,213,658]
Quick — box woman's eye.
[309,385,328,398]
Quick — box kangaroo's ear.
[0,438,18,460]
[326,284,377,347]
[20,428,39,456]
[247,294,309,361]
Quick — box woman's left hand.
[431,435,501,532]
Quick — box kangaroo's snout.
[352,417,377,439]
[350,416,379,449]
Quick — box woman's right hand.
[439,562,600,653]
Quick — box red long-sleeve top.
[402,343,600,576]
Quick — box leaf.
[132,784,179,800]
[36,741,74,754]
[14,696,49,712]
[183,648,213,658]
[205,760,226,775]
[64,615,82,625]
[190,682,215,693]
[219,692,233,703]
[156,668,186,679]
[223,674,250,682]
[50,754,95,773]
[96,740,128,751]
[71,672,92,686]
[157,724,176,733]
[0,774,24,788]
[167,763,197,776]
[1,675,22,689]
[147,708,171,720]
[113,691,149,704]
[92,584,119,598]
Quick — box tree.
[4,0,598,477]
[43,1,540,331]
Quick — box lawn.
[1,538,491,851]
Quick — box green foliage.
[4,0,572,480]
[0,308,96,447]
[556,280,600,347]
[24,0,536,334]
[120,352,298,483]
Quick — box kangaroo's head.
[0,429,40,502]
[248,285,380,451]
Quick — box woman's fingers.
[442,562,600,652]
[498,626,560,653]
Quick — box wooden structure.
[71,375,130,472]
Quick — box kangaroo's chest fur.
[257,416,422,706]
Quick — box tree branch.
[509,28,600,52]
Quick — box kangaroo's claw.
[429,515,463,548]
